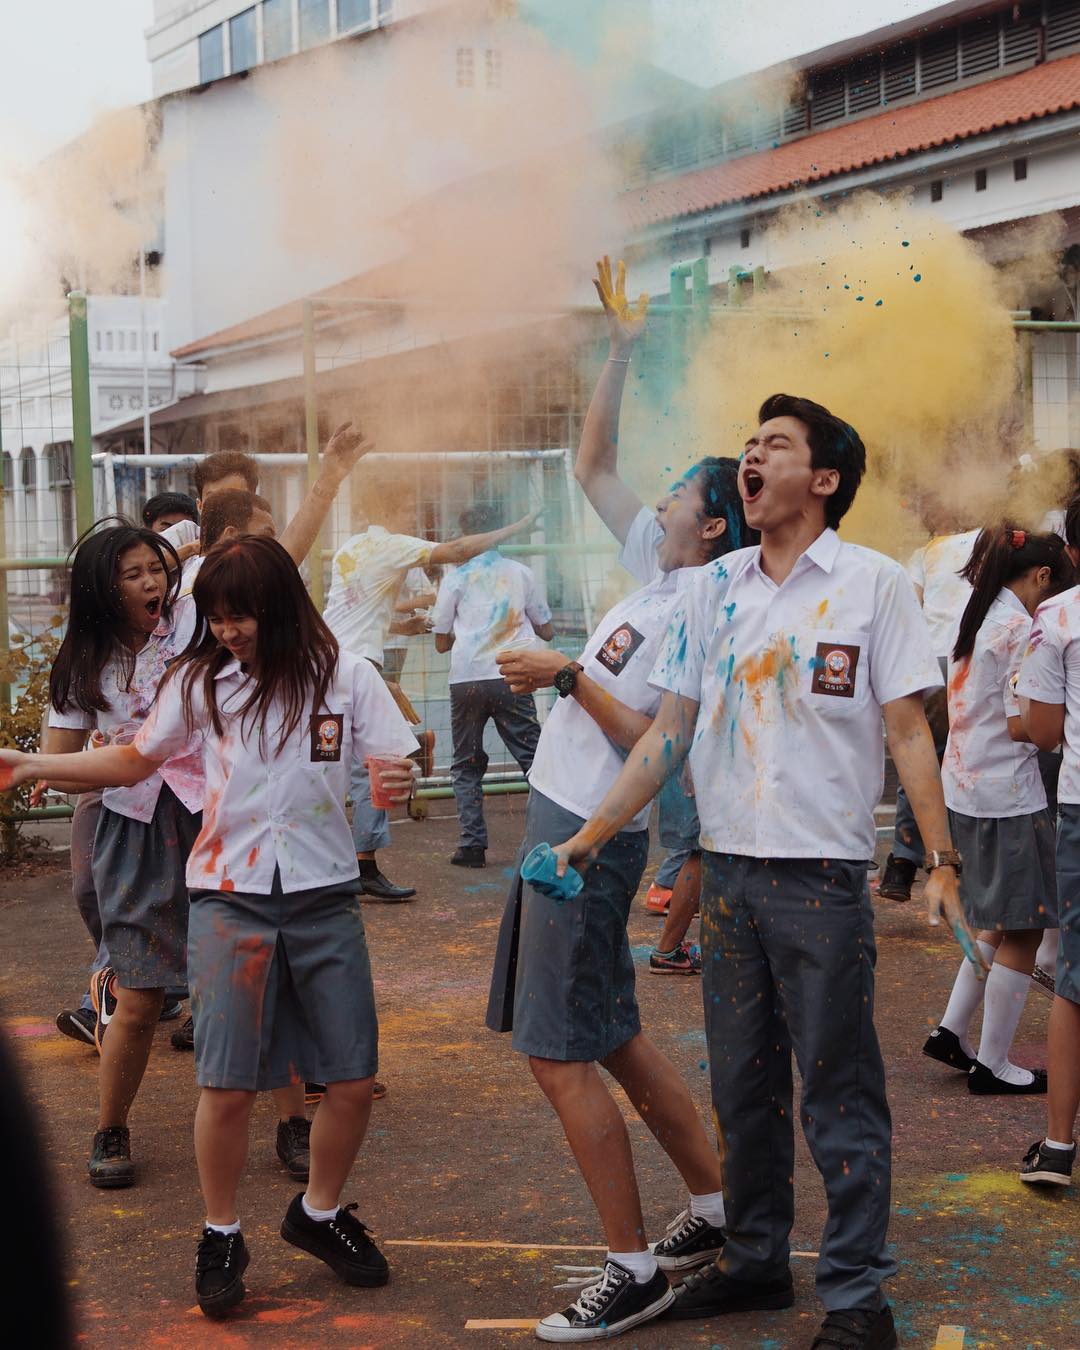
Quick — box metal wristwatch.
[553,662,582,698]
[924,848,963,875]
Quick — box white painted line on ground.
[933,1328,966,1348]
[465,1320,538,1330]
[384,1238,821,1257]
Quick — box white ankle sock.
[977,962,1037,1085]
[689,1189,726,1228]
[1035,929,1060,970]
[302,1194,339,1223]
[206,1218,240,1235]
[607,1249,657,1284]
[940,941,996,1056]
[1045,1138,1075,1152]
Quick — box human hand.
[323,421,373,481]
[29,779,50,807]
[924,867,989,979]
[375,756,417,804]
[0,750,31,792]
[496,647,567,693]
[176,540,201,564]
[594,255,648,355]
[551,831,598,877]
[397,614,432,637]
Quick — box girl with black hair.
[1,537,418,1317]
[923,525,1075,1094]
[42,521,205,1187]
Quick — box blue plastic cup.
[520,842,584,904]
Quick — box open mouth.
[145,596,162,618]
[741,469,765,503]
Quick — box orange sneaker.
[645,884,672,915]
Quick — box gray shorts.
[188,870,378,1091]
[658,769,701,854]
[485,789,649,1062]
[1054,805,1080,1005]
[91,787,202,990]
[948,808,1057,931]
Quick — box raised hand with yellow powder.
[593,255,648,352]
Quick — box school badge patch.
[811,643,860,699]
[310,713,344,761]
[595,621,645,675]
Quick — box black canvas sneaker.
[651,1207,726,1272]
[195,1228,250,1319]
[1031,964,1056,997]
[280,1192,389,1286]
[88,1126,135,1188]
[56,1007,97,1046]
[810,1304,898,1348]
[276,1116,311,1181]
[663,1261,794,1320]
[536,1260,674,1342]
[1020,1138,1075,1187]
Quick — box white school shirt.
[48,613,204,823]
[134,649,418,894]
[324,526,433,665]
[528,508,692,831]
[432,550,552,684]
[941,589,1044,818]
[1016,584,1080,806]
[906,530,978,659]
[652,529,942,861]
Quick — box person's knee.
[200,1087,256,1121]
[114,986,164,1033]
[529,1056,587,1100]
[324,1077,375,1112]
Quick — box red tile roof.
[622,53,1080,229]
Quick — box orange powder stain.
[220,876,235,892]
[247,845,259,868]
[203,837,224,875]
[234,934,273,995]
[816,598,829,619]
[948,658,972,700]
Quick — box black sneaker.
[536,1261,674,1342]
[968,1060,1048,1095]
[1020,1138,1075,1187]
[280,1192,390,1286]
[276,1116,311,1181]
[56,1007,97,1046]
[810,1304,898,1348]
[1031,964,1056,998]
[170,1015,195,1051]
[88,1126,135,1189]
[195,1228,250,1319]
[877,854,916,902]
[159,998,184,1022]
[663,1261,794,1321]
[450,846,486,868]
[651,1207,726,1272]
[922,1026,974,1073]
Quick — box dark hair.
[758,393,866,529]
[142,491,198,529]
[200,489,274,551]
[192,449,259,497]
[953,524,1075,661]
[1064,493,1080,551]
[689,457,759,558]
[460,503,501,534]
[172,536,338,752]
[49,519,180,716]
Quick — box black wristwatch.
[554,662,582,698]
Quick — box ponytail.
[952,524,1074,661]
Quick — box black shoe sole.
[55,1012,97,1046]
[88,1169,136,1189]
[450,857,486,868]
[654,1245,725,1273]
[1020,1169,1072,1186]
[969,1071,1048,1095]
[358,891,416,903]
[277,1158,311,1182]
[663,1284,794,1321]
[198,1248,250,1319]
[876,884,913,902]
[280,1217,389,1286]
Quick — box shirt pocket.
[806,629,871,714]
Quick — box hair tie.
[1008,529,1026,550]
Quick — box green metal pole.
[302,299,324,610]
[68,292,94,538]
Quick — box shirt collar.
[994,586,1030,618]
[748,527,841,581]
[214,657,245,682]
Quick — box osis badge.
[310,713,344,762]
[810,643,860,699]
[595,621,645,675]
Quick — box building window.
[975,167,988,191]
[230,7,258,72]
[377,0,392,18]
[198,25,226,83]
[740,227,752,249]
[930,179,943,202]
[1014,156,1028,181]
[338,0,371,29]
[263,0,292,61]
[485,48,502,89]
[299,0,330,50]
[457,47,475,88]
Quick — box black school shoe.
[651,1207,726,1272]
[88,1126,135,1189]
[276,1116,311,1181]
[1020,1138,1076,1187]
[357,862,416,902]
[968,1060,1048,1095]
[663,1262,794,1320]
[922,1026,974,1073]
[877,854,916,902]
[280,1192,389,1286]
[536,1261,674,1342]
[56,1007,97,1046]
[450,845,486,868]
[195,1228,250,1319]
[171,1014,195,1051]
[810,1304,898,1348]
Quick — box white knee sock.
[607,1249,657,1284]
[977,962,1037,1085]
[689,1189,726,1228]
[1035,929,1059,971]
[939,940,997,1057]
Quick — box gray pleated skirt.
[947,807,1058,931]
[485,788,649,1062]
[188,870,378,1091]
[91,786,201,990]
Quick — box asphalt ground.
[0,793,1075,1350]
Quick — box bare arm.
[37,724,94,795]
[1,743,159,793]
[534,621,554,641]
[1019,696,1065,752]
[278,422,372,567]
[428,510,541,567]
[1006,715,1034,744]
[574,257,649,545]
[395,591,436,613]
[434,632,454,654]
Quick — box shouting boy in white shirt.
[552,393,982,1350]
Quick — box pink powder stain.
[7,1021,56,1038]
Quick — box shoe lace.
[196,1230,238,1275]
[659,1207,706,1247]
[552,1262,629,1315]
[330,1203,374,1251]
[98,1127,128,1160]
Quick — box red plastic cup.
[366,755,401,810]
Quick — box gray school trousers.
[700,851,895,1312]
[450,679,541,849]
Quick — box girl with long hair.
[2,537,418,1317]
[923,525,1074,1093]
